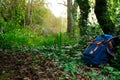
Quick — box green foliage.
[0,19,19,33]
[0,29,56,49]
[108,0,120,34]
[0,0,26,25]
[101,66,120,80]
[111,45,120,70]
[101,66,115,73]
[0,72,13,80]
[0,19,56,49]
[105,0,120,73]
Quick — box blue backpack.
[82,34,116,66]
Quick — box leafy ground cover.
[0,45,120,80]
[0,50,87,80]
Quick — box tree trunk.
[28,0,33,25]
[30,0,33,25]
[72,0,78,37]
[28,0,31,25]
[67,0,78,37]
[76,0,90,36]
[67,0,73,37]
[94,0,115,35]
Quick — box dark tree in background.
[94,0,115,35]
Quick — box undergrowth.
[0,19,120,79]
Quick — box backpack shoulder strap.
[105,36,118,49]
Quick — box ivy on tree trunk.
[76,0,90,36]
[67,0,78,37]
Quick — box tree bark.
[28,0,30,25]
[72,0,78,37]
[28,0,33,25]
[67,0,78,37]
[67,0,73,37]
[94,0,115,35]
[76,0,90,36]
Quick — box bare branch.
[57,3,67,7]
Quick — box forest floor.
[0,51,94,80]
[0,50,119,80]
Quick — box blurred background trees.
[0,0,120,49]
[0,0,67,36]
